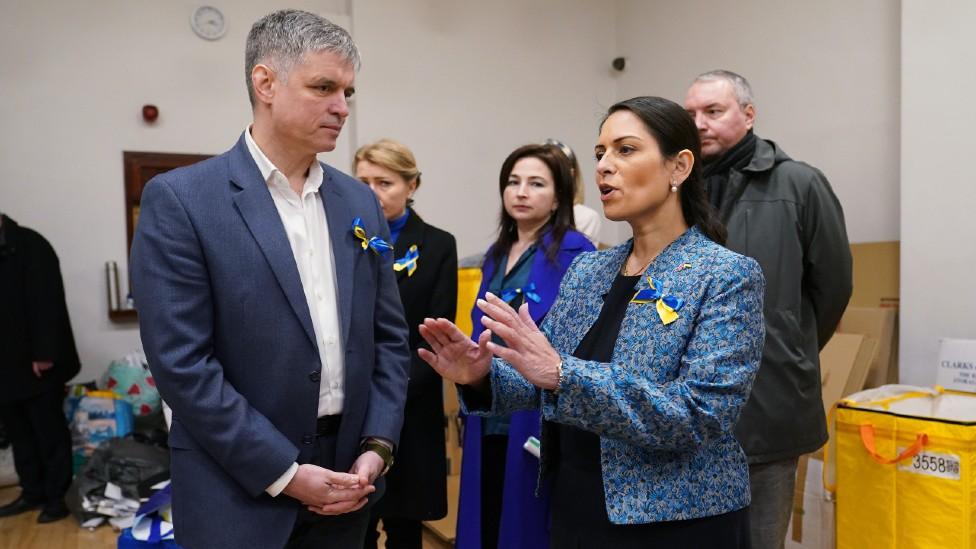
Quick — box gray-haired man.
[130,10,410,548]
[685,70,852,549]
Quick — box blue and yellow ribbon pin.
[393,245,420,276]
[352,218,393,256]
[501,282,542,304]
[630,276,685,325]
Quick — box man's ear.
[742,103,756,131]
[251,64,275,106]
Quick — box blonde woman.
[354,139,458,549]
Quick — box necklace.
[622,254,655,277]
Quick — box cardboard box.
[786,455,835,549]
[820,333,876,413]
[837,307,898,387]
[849,241,899,310]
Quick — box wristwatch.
[361,439,395,476]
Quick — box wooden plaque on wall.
[123,151,211,251]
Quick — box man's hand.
[349,451,385,485]
[418,318,492,385]
[32,361,53,378]
[282,463,373,516]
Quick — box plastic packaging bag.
[99,351,161,417]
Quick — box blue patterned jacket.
[461,226,765,523]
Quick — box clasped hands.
[282,450,385,516]
[418,292,561,391]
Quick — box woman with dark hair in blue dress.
[458,143,594,549]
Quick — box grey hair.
[245,9,361,106]
[694,70,755,110]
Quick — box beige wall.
[614,0,901,243]
[0,1,348,383]
[899,0,976,385]
[351,0,619,257]
[2,1,915,385]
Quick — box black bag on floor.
[66,436,170,525]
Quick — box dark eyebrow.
[594,134,643,151]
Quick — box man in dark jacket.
[685,71,852,549]
[0,214,79,523]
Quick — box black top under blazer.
[374,208,458,520]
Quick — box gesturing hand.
[282,463,374,516]
[418,317,492,386]
[477,293,562,391]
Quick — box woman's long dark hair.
[489,144,577,266]
[604,96,727,245]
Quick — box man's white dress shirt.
[244,129,345,496]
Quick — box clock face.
[191,6,226,41]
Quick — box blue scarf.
[388,209,410,244]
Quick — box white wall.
[350,0,620,257]
[899,0,976,385]
[3,1,915,385]
[0,1,348,383]
[614,0,901,244]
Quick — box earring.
[670,179,678,193]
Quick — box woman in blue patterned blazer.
[419,96,765,548]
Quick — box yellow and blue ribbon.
[393,245,420,276]
[352,217,393,256]
[631,276,685,325]
[501,282,542,304]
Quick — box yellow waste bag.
[833,385,976,548]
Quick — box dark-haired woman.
[354,139,458,549]
[419,97,765,548]
[457,144,594,549]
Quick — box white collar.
[244,126,324,193]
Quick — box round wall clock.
[191,6,227,41]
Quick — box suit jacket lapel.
[227,137,318,349]
[321,168,355,347]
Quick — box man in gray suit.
[130,10,410,548]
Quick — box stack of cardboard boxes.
[787,241,900,549]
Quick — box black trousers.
[480,434,508,549]
[285,426,384,549]
[0,387,73,506]
[364,515,423,549]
